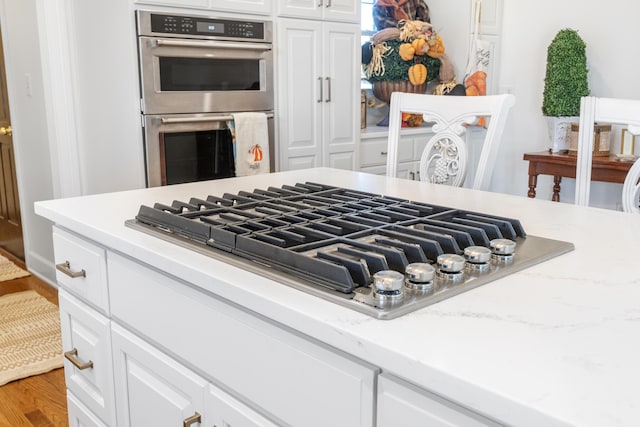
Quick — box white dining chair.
[575,96,640,210]
[385,92,516,191]
[622,157,640,214]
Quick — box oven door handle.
[154,39,272,51]
[160,113,274,124]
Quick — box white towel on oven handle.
[230,112,270,176]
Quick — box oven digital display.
[197,21,224,34]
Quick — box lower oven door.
[144,112,274,187]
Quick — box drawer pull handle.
[381,151,388,155]
[56,261,86,278]
[183,412,202,427]
[64,348,94,370]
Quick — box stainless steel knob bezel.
[435,254,465,281]
[372,270,404,301]
[490,238,516,263]
[404,263,436,292]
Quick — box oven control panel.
[139,11,270,42]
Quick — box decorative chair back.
[622,158,640,214]
[575,96,640,211]
[385,92,515,190]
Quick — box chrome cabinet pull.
[326,0,331,6]
[64,348,93,370]
[183,412,202,427]
[317,77,323,103]
[325,77,331,102]
[410,171,415,180]
[381,151,388,155]
[317,0,323,6]
[56,261,86,278]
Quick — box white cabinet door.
[277,18,359,172]
[111,324,207,427]
[323,21,359,171]
[59,290,116,426]
[67,392,107,427]
[377,374,501,427]
[277,0,359,22]
[276,19,323,171]
[205,383,279,427]
[211,0,273,15]
[133,0,209,7]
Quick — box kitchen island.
[35,168,640,427]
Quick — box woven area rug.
[0,290,63,386]
[0,254,30,282]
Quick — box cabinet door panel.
[206,383,278,427]
[277,0,321,19]
[323,0,359,23]
[59,290,116,426]
[111,324,207,427]
[67,392,107,427]
[53,226,109,314]
[211,0,272,14]
[323,22,359,160]
[328,151,355,170]
[276,19,323,170]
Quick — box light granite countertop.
[35,168,640,427]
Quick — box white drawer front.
[206,382,279,427]
[53,227,109,314]
[59,290,116,426]
[360,137,413,167]
[67,392,107,427]
[108,253,376,427]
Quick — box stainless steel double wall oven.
[136,11,275,187]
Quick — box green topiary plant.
[542,29,589,116]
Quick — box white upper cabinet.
[133,0,273,15]
[277,0,359,23]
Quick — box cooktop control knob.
[436,254,465,281]
[404,263,435,291]
[464,246,492,272]
[490,238,517,263]
[372,270,404,301]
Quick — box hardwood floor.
[0,251,68,427]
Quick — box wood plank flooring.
[0,250,68,427]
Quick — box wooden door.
[0,24,23,259]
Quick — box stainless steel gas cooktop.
[126,182,574,319]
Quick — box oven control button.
[436,254,465,281]
[404,263,435,291]
[490,238,516,263]
[464,246,492,272]
[372,270,404,301]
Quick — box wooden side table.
[523,151,633,202]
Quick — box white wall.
[0,0,56,284]
[494,0,640,209]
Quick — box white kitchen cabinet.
[277,18,360,172]
[359,130,431,180]
[107,251,376,427]
[133,0,273,15]
[59,290,116,427]
[205,383,279,427]
[377,374,502,427]
[53,226,109,315]
[277,0,359,23]
[67,392,108,427]
[111,324,207,427]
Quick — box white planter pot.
[546,116,579,152]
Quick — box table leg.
[527,174,538,198]
[552,176,562,202]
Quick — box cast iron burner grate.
[126,182,574,319]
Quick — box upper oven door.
[138,36,273,114]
